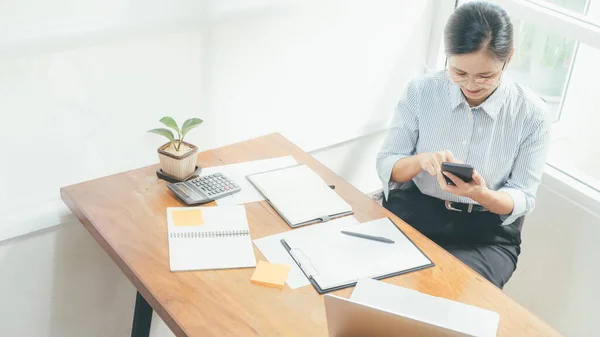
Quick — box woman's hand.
[437,170,488,199]
[418,150,462,176]
[437,170,515,215]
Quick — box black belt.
[444,200,488,213]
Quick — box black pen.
[341,231,395,244]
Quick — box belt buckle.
[445,200,474,213]
[445,200,462,212]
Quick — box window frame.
[494,0,599,49]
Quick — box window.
[525,0,587,16]
[509,18,577,122]
[453,0,600,191]
[459,0,588,14]
[546,39,600,191]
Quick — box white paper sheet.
[284,218,432,290]
[199,156,297,206]
[253,216,360,289]
[351,279,500,337]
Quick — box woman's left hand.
[437,169,488,199]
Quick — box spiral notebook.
[166,205,257,272]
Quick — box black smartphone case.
[441,162,473,185]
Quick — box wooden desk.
[61,133,562,337]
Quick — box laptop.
[324,295,473,337]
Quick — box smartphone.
[441,162,474,186]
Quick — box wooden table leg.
[131,291,153,337]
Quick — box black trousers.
[383,187,522,288]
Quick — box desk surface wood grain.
[60,133,562,337]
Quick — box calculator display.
[176,183,192,196]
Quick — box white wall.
[0,0,436,241]
[0,221,135,337]
[311,131,386,194]
[503,181,600,337]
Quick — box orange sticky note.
[250,261,290,289]
[172,209,204,227]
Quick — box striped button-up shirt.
[376,71,550,225]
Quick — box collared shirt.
[376,70,550,225]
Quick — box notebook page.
[167,205,256,271]
[249,165,352,225]
[169,236,256,271]
[284,218,431,290]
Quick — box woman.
[376,1,549,288]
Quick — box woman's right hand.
[418,150,462,176]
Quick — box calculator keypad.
[189,173,239,197]
[168,172,241,205]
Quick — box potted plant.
[148,116,203,180]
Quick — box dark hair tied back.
[444,1,513,61]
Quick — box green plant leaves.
[159,117,180,133]
[149,117,202,143]
[181,118,204,137]
[147,128,175,141]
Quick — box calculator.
[167,173,241,205]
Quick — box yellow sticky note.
[172,209,204,227]
[251,261,290,289]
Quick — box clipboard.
[280,217,434,294]
[246,164,354,228]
